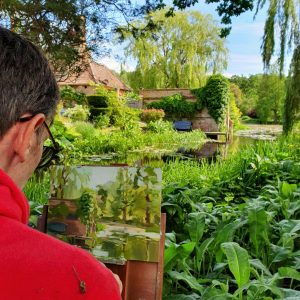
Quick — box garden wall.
[141,88,196,105]
[140,89,218,132]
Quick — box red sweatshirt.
[0,168,121,300]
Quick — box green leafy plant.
[60,86,87,107]
[64,104,90,121]
[193,74,229,124]
[148,94,196,119]
[162,135,300,299]
[94,115,110,129]
[147,120,173,133]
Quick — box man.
[0,27,121,299]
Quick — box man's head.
[0,27,59,188]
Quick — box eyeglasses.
[19,116,60,169]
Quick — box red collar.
[0,169,29,224]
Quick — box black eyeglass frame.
[19,115,60,168]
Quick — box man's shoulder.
[1,217,103,270]
[0,217,121,299]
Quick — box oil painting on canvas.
[47,166,162,263]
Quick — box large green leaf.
[281,181,297,197]
[278,267,300,281]
[221,242,250,289]
[167,271,204,293]
[249,259,272,276]
[248,206,270,255]
[279,220,300,235]
[164,241,196,272]
[180,242,196,258]
[186,212,206,244]
[270,244,291,264]
[281,288,300,299]
[214,220,246,262]
[164,243,179,271]
[196,238,214,272]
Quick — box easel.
[38,208,166,300]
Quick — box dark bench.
[173,121,192,131]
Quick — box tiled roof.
[58,61,130,91]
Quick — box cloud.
[98,57,122,73]
[97,56,136,73]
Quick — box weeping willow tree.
[120,9,228,89]
[283,46,300,132]
[259,0,300,133]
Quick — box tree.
[0,0,251,79]
[121,9,227,89]
[258,0,300,132]
[283,47,300,132]
[229,83,244,109]
[229,84,243,128]
[229,75,262,116]
[256,69,285,124]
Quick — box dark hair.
[0,27,59,137]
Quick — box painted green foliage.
[122,9,227,89]
[50,166,161,228]
[50,166,90,199]
[78,189,102,235]
[48,166,162,262]
[98,167,161,227]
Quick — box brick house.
[57,61,131,96]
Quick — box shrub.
[73,121,97,140]
[147,120,173,133]
[87,95,109,108]
[193,74,229,124]
[64,105,90,121]
[60,86,87,107]
[229,92,242,129]
[95,115,110,129]
[147,94,195,119]
[87,94,110,120]
[141,109,165,122]
[123,91,142,102]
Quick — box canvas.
[47,166,162,263]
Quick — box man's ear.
[13,114,46,162]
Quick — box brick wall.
[140,88,218,132]
[141,88,196,105]
[192,108,218,132]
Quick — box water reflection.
[92,230,160,263]
[83,125,281,166]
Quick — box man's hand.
[113,273,123,294]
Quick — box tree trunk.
[145,195,150,225]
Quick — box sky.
[98,1,285,77]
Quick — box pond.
[82,124,283,166]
